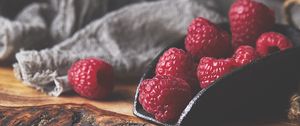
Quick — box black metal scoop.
[133,24,300,126]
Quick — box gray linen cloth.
[6,0,226,96]
[0,0,293,96]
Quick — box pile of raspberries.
[138,0,294,123]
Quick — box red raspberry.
[256,32,293,57]
[232,45,258,67]
[155,48,198,90]
[185,17,232,60]
[138,75,192,123]
[68,58,114,100]
[197,57,234,88]
[229,0,275,48]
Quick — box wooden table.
[0,67,137,116]
[1,67,300,126]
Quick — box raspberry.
[68,58,114,100]
[232,45,258,67]
[229,0,275,48]
[185,17,232,60]
[138,75,192,123]
[256,32,293,57]
[197,57,234,88]
[155,48,198,90]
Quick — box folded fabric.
[0,0,110,62]
[0,3,48,62]
[12,0,226,96]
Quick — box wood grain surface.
[0,103,155,126]
[0,67,137,116]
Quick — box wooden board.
[0,103,155,125]
[0,67,137,116]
